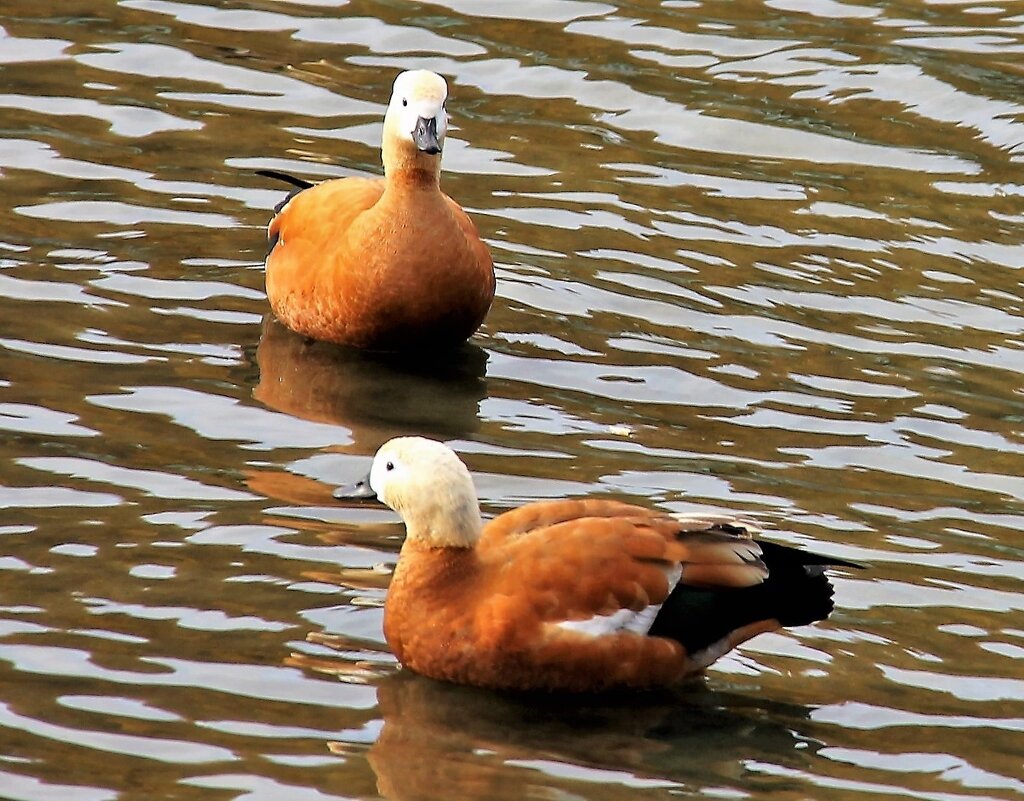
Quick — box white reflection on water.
[0,644,378,708]
[0,702,236,765]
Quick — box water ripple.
[0,1,1021,800]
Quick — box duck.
[259,70,495,351]
[334,436,862,693]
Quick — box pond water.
[0,1,1022,799]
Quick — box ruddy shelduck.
[261,70,495,350]
[335,437,862,693]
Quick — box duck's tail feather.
[257,169,316,218]
[256,169,315,190]
[649,540,862,656]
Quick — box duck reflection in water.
[254,316,488,439]
[245,316,487,506]
[286,663,825,801]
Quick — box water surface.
[1,1,1023,799]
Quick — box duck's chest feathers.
[383,547,482,666]
[363,186,459,250]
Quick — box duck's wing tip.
[756,539,866,572]
[671,511,763,537]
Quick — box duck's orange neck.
[390,541,482,606]
[382,133,442,188]
[386,165,441,190]
[384,542,481,657]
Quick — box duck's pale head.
[348,437,483,549]
[383,70,449,169]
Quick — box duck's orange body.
[264,71,495,350]
[338,438,861,693]
[385,500,726,692]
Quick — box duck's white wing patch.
[554,564,682,638]
[556,604,662,637]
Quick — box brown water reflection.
[254,316,488,449]
[350,674,820,801]
[1,0,1023,800]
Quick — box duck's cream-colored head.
[368,437,482,549]
[382,70,449,178]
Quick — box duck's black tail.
[257,169,315,190]
[649,541,862,656]
[257,169,316,216]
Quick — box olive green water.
[1,1,1022,799]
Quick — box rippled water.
[1,1,1023,799]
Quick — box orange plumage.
[262,70,494,350]
[336,437,861,693]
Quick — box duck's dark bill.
[413,116,441,154]
[334,475,377,500]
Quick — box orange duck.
[260,70,495,350]
[335,437,862,693]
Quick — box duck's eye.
[401,98,408,107]
[385,461,394,471]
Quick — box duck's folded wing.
[266,177,384,259]
[480,504,773,633]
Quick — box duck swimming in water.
[335,436,862,693]
[261,70,494,351]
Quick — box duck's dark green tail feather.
[649,541,862,656]
[257,169,315,190]
[257,169,316,217]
